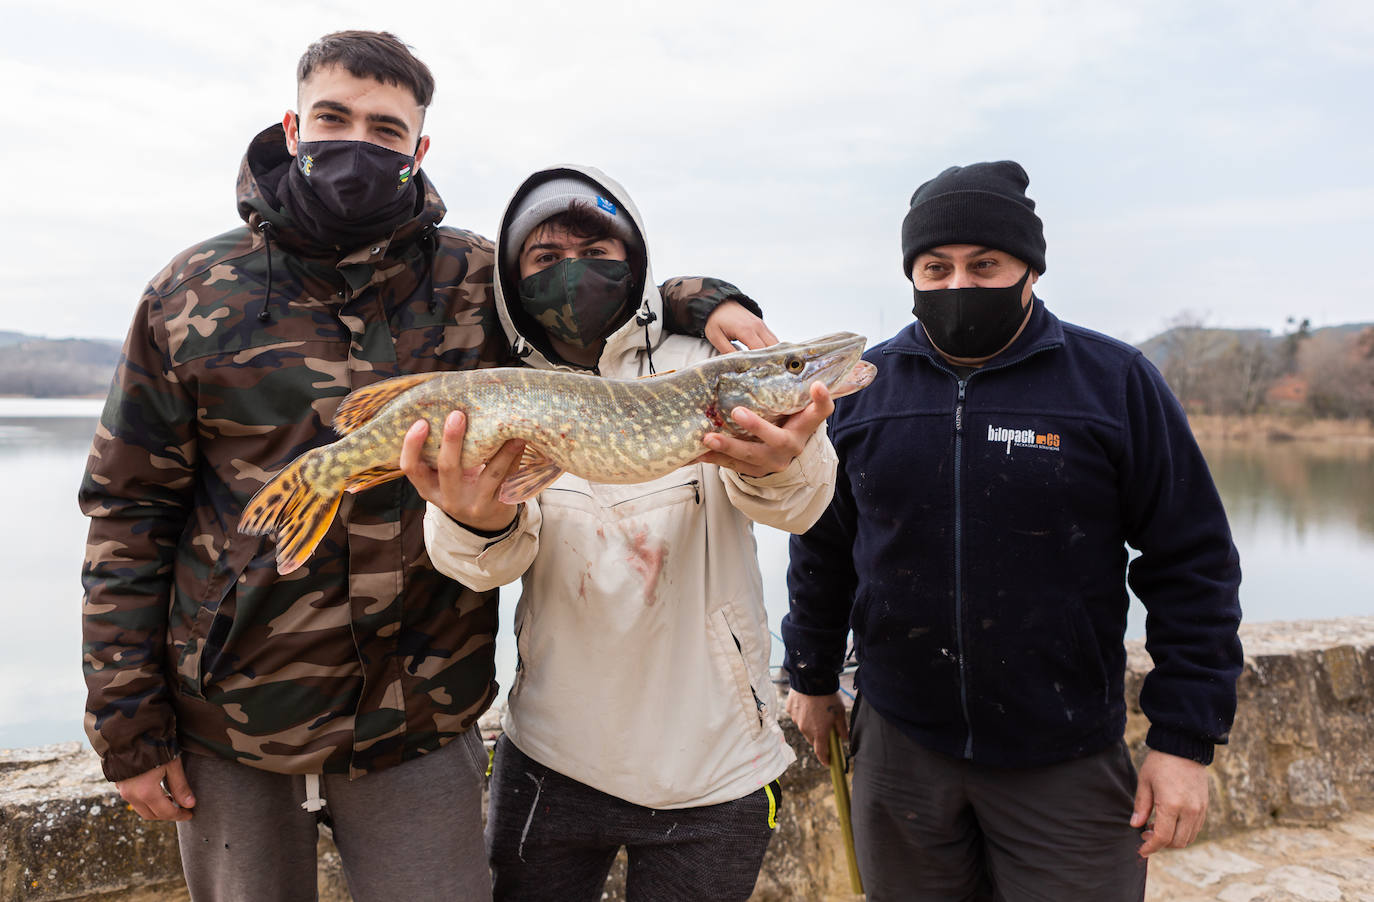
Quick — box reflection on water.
[1202,439,1374,540]
[0,400,106,748]
[2,400,1372,749]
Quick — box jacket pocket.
[542,469,703,520]
[173,534,260,699]
[707,608,767,738]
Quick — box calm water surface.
[2,398,1371,748]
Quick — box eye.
[786,356,804,373]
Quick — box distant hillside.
[1136,322,1374,372]
[0,335,122,397]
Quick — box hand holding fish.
[399,411,524,533]
[696,381,834,478]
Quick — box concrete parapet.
[4,616,1372,900]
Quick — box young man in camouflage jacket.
[79,30,771,901]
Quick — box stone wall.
[3,616,1371,901]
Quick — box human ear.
[412,134,431,171]
[282,111,300,156]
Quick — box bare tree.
[1302,327,1374,421]
[1156,312,1228,410]
[1209,333,1284,415]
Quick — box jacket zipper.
[954,378,974,759]
[542,479,701,507]
[730,628,766,727]
[886,331,1064,762]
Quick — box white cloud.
[1,0,1370,342]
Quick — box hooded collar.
[493,165,663,374]
[234,123,446,262]
[886,296,1065,371]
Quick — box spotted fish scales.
[240,332,875,574]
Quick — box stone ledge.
[4,616,1372,901]
[1125,616,1374,839]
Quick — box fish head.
[713,332,875,430]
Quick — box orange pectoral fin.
[498,446,565,504]
[332,372,448,435]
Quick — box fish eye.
[786,356,804,373]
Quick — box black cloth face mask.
[282,137,419,249]
[518,258,634,350]
[912,266,1033,359]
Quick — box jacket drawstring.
[256,221,276,323]
[421,225,440,313]
[636,299,657,376]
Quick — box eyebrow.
[524,236,608,254]
[309,100,411,136]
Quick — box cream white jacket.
[424,166,837,808]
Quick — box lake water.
[2,398,1371,750]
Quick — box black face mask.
[912,266,1033,359]
[282,136,419,249]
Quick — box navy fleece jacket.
[783,299,1243,767]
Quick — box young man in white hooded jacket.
[399,165,839,900]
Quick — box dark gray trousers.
[176,727,491,902]
[485,735,779,902]
[850,700,1148,902]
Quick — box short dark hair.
[297,31,435,109]
[532,202,618,245]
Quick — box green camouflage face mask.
[517,258,634,349]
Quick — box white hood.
[493,164,664,374]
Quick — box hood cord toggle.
[636,303,657,375]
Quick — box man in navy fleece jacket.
[782,161,1242,901]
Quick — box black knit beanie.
[900,161,1046,278]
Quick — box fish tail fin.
[239,449,343,575]
[333,372,446,435]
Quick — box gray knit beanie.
[501,174,638,270]
[900,161,1047,278]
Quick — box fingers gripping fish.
[239,332,876,574]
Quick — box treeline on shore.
[1139,317,1374,424]
[3,320,1373,424]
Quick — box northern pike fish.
[240,332,876,574]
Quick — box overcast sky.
[3,0,1371,348]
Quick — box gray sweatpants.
[176,727,491,902]
[850,700,1148,902]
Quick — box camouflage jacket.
[79,124,757,782]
